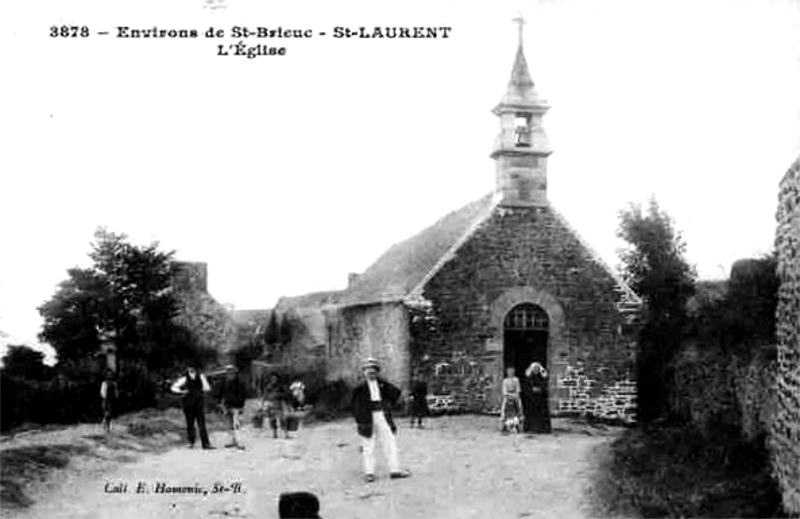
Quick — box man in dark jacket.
[216,365,248,450]
[171,361,214,450]
[351,357,411,483]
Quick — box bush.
[1,359,170,432]
[309,379,352,420]
[670,345,777,447]
[249,362,352,421]
[1,375,38,432]
[116,362,157,414]
[591,426,787,518]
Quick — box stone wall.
[671,344,777,442]
[172,261,208,293]
[555,364,637,423]
[326,303,411,390]
[282,307,328,353]
[171,261,236,360]
[773,156,800,515]
[410,204,638,421]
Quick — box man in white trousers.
[351,357,411,483]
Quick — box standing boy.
[216,365,248,450]
[408,370,429,429]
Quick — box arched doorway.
[503,303,549,376]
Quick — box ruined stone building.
[171,261,237,360]
[94,261,237,374]
[277,21,642,421]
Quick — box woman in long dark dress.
[523,362,552,433]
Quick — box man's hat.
[361,357,381,371]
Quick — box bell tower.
[491,15,552,207]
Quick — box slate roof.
[277,191,641,313]
[276,290,341,313]
[332,193,498,307]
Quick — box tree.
[37,267,107,363]
[687,254,778,357]
[1,344,49,380]
[263,311,279,346]
[277,313,294,363]
[38,228,210,380]
[279,314,293,345]
[617,197,696,422]
[726,254,778,350]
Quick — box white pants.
[361,411,400,475]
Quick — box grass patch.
[126,418,184,438]
[0,444,91,509]
[122,406,224,439]
[590,425,788,518]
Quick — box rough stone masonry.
[773,155,800,515]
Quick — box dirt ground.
[7,415,622,519]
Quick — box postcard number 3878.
[50,26,90,37]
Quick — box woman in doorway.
[500,366,524,433]
[523,362,551,433]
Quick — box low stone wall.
[423,352,498,413]
[773,155,800,515]
[414,354,637,422]
[555,364,637,423]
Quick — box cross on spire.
[507,12,534,89]
[512,12,526,46]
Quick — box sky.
[2,0,800,359]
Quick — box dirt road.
[13,415,619,519]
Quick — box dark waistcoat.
[184,374,204,407]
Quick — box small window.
[504,303,549,330]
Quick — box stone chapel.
[276,18,642,422]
